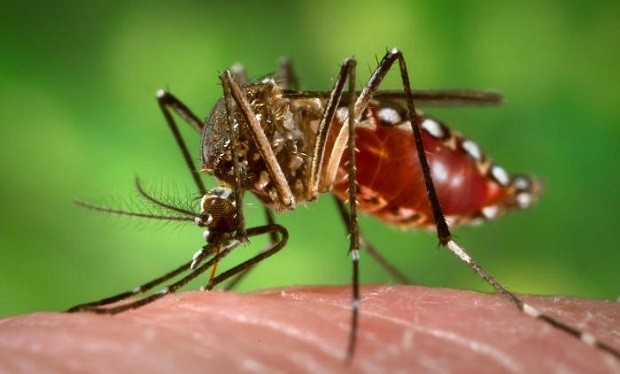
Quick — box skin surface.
[0,285,618,373]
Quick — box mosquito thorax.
[201,78,326,210]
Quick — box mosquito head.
[195,186,239,236]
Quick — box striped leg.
[446,240,619,358]
[221,58,298,291]
[68,224,286,314]
[376,48,620,360]
[332,196,412,285]
[346,48,619,360]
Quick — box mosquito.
[69,48,620,361]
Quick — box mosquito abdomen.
[332,105,541,228]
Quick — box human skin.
[0,285,618,373]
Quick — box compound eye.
[198,187,238,233]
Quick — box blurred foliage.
[0,0,618,316]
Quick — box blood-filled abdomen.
[332,106,540,228]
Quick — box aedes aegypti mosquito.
[69,49,620,361]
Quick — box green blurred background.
[1,1,618,316]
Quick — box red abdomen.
[332,106,540,228]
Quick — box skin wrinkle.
[277,286,620,371]
[171,306,333,370]
[58,310,221,370]
[301,295,521,372]
[2,287,618,372]
[0,317,16,326]
[3,349,67,373]
[279,289,518,370]
[130,307,291,372]
[121,319,218,362]
[177,291,379,372]
[525,300,620,369]
[178,300,345,362]
[239,357,270,372]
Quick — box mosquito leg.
[223,208,278,291]
[215,57,292,287]
[204,224,288,290]
[156,90,207,196]
[70,224,284,315]
[306,60,356,199]
[303,57,363,361]
[74,241,240,314]
[368,48,620,359]
[332,196,411,284]
[219,73,249,241]
[67,245,215,312]
[220,70,295,210]
[67,260,192,313]
[341,57,362,363]
[217,57,296,290]
[264,208,278,243]
[446,240,620,358]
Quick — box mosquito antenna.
[133,177,197,217]
[74,199,195,222]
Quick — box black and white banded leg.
[68,224,287,314]
[367,48,620,360]
[332,197,412,285]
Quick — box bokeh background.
[1,1,618,316]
